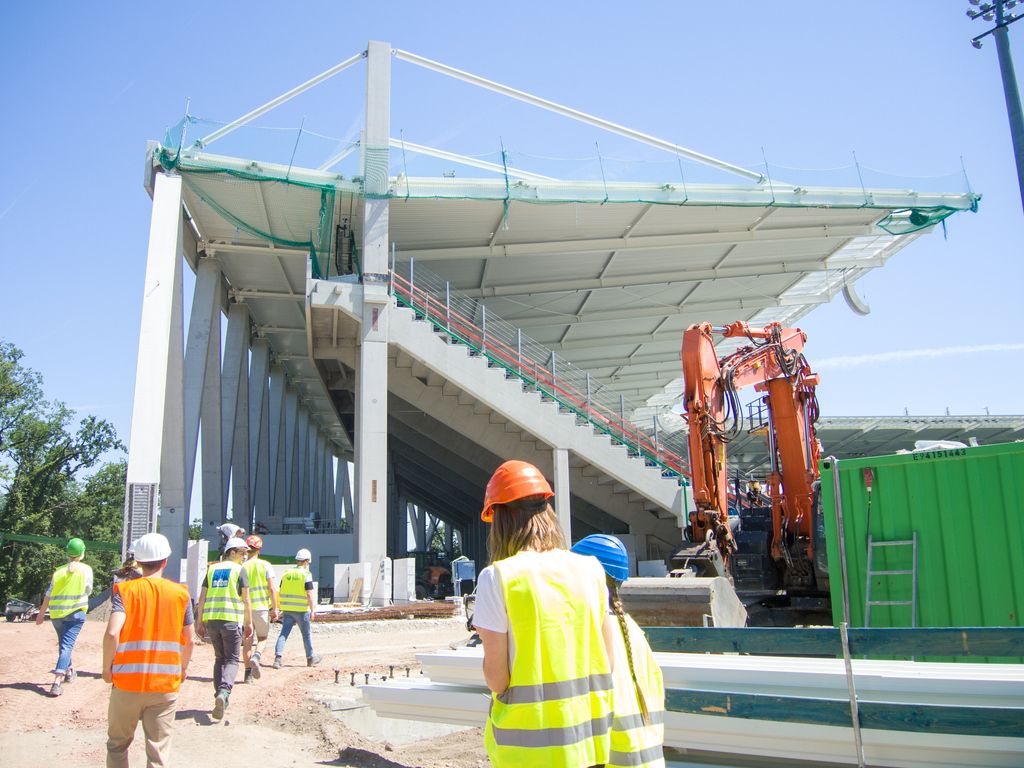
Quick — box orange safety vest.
[111,578,191,693]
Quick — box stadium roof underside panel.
[165,131,978,412]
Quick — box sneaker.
[243,668,254,684]
[272,656,283,670]
[307,654,323,667]
[250,654,262,680]
[64,669,76,684]
[49,682,63,697]
[212,691,228,721]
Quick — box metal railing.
[389,254,691,480]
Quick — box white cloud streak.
[816,343,1024,370]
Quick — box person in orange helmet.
[472,460,616,768]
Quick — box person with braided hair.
[572,535,665,768]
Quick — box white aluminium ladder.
[865,531,918,629]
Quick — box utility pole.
[968,1,1024,215]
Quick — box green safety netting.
[159,116,979,277]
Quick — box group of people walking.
[37,531,323,767]
[39,457,662,768]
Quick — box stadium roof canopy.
[156,45,979,435]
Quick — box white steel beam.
[392,49,765,183]
[195,51,367,149]
[553,447,571,542]
[389,138,555,182]
[402,223,877,262]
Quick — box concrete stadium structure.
[123,42,980,586]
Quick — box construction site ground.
[1,613,490,768]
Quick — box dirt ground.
[0,616,491,768]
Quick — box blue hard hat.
[571,534,629,582]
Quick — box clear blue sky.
[1,0,1022,466]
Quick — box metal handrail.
[388,256,691,480]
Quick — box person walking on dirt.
[102,533,194,768]
[242,535,279,683]
[272,548,322,669]
[195,537,253,720]
[572,535,666,768]
[472,460,616,768]
[37,537,93,697]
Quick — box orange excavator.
[678,321,823,593]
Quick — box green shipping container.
[820,441,1024,662]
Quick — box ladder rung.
[869,570,914,575]
[870,540,915,547]
[868,600,913,606]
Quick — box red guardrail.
[390,271,691,479]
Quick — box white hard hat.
[224,537,248,552]
[133,533,172,563]
[295,548,312,562]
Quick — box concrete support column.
[200,276,224,536]
[296,404,309,514]
[284,388,298,516]
[325,452,336,528]
[126,172,187,572]
[268,366,286,517]
[223,302,250,526]
[553,447,572,543]
[355,39,391,563]
[396,496,408,555]
[444,524,454,556]
[249,339,270,528]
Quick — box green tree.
[0,342,123,604]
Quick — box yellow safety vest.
[50,563,92,618]
[484,550,613,768]
[243,558,273,611]
[608,613,666,768]
[279,567,310,612]
[202,561,244,622]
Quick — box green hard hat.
[66,538,86,557]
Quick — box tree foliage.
[0,343,124,604]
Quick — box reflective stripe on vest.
[111,578,190,693]
[484,549,613,768]
[50,564,91,618]
[244,558,271,610]
[607,613,666,768]
[203,562,244,622]
[279,567,309,611]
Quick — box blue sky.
[1,0,1022,467]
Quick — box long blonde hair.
[487,495,566,563]
[608,575,650,725]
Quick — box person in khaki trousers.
[102,534,194,768]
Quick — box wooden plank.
[349,577,364,605]
[644,626,1024,658]
[665,689,1024,737]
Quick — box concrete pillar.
[284,388,298,516]
[296,404,309,514]
[444,524,454,556]
[249,339,270,527]
[200,277,224,536]
[268,366,286,518]
[396,495,408,555]
[355,39,392,563]
[126,172,187,572]
[414,504,427,551]
[325,452,336,528]
[553,447,572,543]
[223,302,250,526]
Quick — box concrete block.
[392,557,416,604]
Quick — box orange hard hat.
[246,535,263,550]
[482,460,554,522]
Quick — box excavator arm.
[681,321,821,577]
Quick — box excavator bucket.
[619,576,748,628]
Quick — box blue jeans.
[51,611,85,675]
[274,611,314,660]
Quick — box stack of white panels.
[361,648,1024,768]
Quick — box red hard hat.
[482,460,554,522]
[246,535,263,550]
